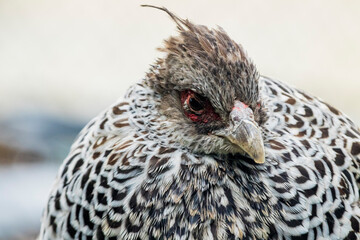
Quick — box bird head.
[142,6,267,164]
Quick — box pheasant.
[40,6,360,240]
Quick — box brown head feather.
[143,5,261,121]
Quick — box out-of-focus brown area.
[0,144,44,165]
[6,232,39,240]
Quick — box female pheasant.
[40,6,360,240]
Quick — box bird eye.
[180,90,221,123]
[188,96,204,113]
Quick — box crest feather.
[141,5,193,32]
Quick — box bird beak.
[215,101,265,164]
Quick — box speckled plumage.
[40,7,360,240]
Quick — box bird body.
[40,7,360,240]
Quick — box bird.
[39,5,360,240]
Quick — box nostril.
[231,100,255,124]
[232,115,240,122]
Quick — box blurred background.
[0,0,359,239]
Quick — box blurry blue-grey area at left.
[0,111,84,239]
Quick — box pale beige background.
[0,0,359,122]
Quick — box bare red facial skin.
[180,90,221,123]
[232,102,249,111]
[233,102,261,112]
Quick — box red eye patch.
[180,90,221,123]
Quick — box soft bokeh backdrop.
[0,0,359,238]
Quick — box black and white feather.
[40,6,360,240]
